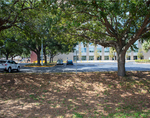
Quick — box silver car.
[0,60,20,72]
[57,59,63,65]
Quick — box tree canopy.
[0,0,43,32]
[60,0,150,76]
[1,0,150,76]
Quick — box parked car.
[0,60,20,73]
[57,59,63,65]
[66,60,73,65]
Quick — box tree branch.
[77,27,111,37]
[70,33,117,48]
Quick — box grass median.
[135,59,150,63]
[24,63,56,67]
[0,71,150,117]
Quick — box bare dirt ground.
[0,71,150,118]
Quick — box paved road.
[15,61,150,73]
[1,61,150,73]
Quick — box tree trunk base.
[117,53,126,76]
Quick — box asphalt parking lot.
[6,61,150,73]
[1,61,150,73]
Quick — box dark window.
[127,56,130,60]
[89,56,94,60]
[134,56,137,60]
[82,56,86,60]
[104,56,109,60]
[73,56,78,61]
[97,56,102,60]
[140,56,144,59]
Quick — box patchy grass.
[135,59,150,63]
[0,71,150,117]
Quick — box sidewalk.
[75,60,135,63]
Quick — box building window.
[82,56,86,60]
[97,56,101,60]
[134,56,137,60]
[104,48,109,53]
[112,56,117,60]
[140,56,144,59]
[89,48,94,53]
[97,48,102,52]
[73,56,78,61]
[81,48,86,53]
[89,56,94,60]
[104,56,109,60]
[127,56,130,60]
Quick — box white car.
[0,60,20,73]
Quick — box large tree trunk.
[37,51,41,65]
[43,48,47,64]
[6,54,9,60]
[44,55,47,64]
[52,57,53,63]
[50,56,51,63]
[117,52,126,76]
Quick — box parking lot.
[5,61,149,73]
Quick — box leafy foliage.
[0,29,23,59]
[109,47,116,59]
[142,41,150,52]
[59,0,150,76]
[137,48,144,59]
[0,0,42,31]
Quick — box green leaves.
[142,41,150,53]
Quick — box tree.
[61,0,150,76]
[78,45,82,60]
[109,47,116,60]
[94,48,100,60]
[16,7,77,65]
[47,39,77,63]
[0,0,41,32]
[16,8,50,65]
[0,29,23,60]
[126,49,131,60]
[137,48,144,59]
[142,40,150,52]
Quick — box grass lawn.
[0,71,150,118]
[135,60,150,63]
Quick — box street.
[15,61,150,73]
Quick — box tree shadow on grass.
[0,72,150,117]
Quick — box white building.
[53,41,150,62]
